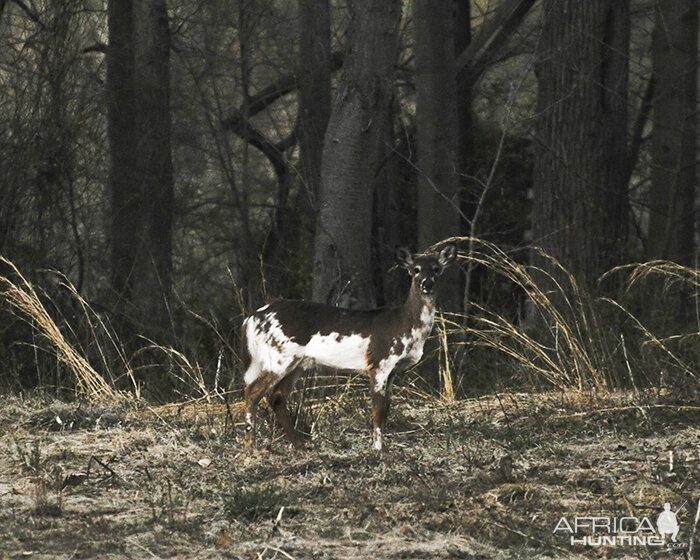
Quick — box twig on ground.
[87,455,120,482]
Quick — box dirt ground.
[0,387,698,559]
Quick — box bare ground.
[1,386,698,560]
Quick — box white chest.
[372,305,435,394]
[400,305,435,363]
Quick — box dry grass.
[0,258,226,404]
[603,261,700,382]
[427,236,700,394]
[1,249,700,557]
[0,389,698,559]
[608,260,700,291]
[0,257,126,402]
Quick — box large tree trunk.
[532,0,629,289]
[647,0,698,265]
[107,0,174,337]
[312,0,401,309]
[413,0,462,311]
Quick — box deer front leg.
[244,371,275,448]
[370,368,394,452]
[371,391,389,451]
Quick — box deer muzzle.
[421,278,435,294]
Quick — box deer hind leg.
[267,368,307,449]
[243,370,276,448]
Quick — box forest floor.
[0,385,699,560]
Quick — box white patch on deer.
[373,427,383,451]
[304,331,370,371]
[243,312,302,384]
[406,304,436,361]
[244,311,371,385]
[256,304,270,313]
[420,305,435,330]
[374,354,401,394]
[373,305,436,395]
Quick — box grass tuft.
[221,482,285,522]
[432,236,699,393]
[0,257,126,402]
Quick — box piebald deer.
[242,243,457,451]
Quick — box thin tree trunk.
[312,0,401,309]
[107,0,138,310]
[134,0,173,331]
[454,0,474,316]
[260,0,331,297]
[298,0,331,210]
[454,0,473,185]
[374,100,402,307]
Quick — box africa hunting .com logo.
[552,501,689,549]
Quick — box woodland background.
[0,0,698,402]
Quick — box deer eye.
[413,266,421,275]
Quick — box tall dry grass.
[0,257,242,403]
[436,236,698,394]
[602,261,700,382]
[0,257,126,401]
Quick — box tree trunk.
[413,0,462,311]
[647,0,698,265]
[454,0,473,185]
[298,0,331,210]
[532,0,629,289]
[262,0,331,297]
[374,102,402,307]
[312,0,401,309]
[107,0,174,337]
[107,0,138,310]
[454,0,474,316]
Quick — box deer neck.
[403,284,436,335]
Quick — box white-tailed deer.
[241,243,457,451]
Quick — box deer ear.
[395,246,414,269]
[438,244,457,266]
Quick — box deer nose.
[421,277,435,294]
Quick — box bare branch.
[454,0,536,85]
[222,50,343,125]
[222,113,289,181]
